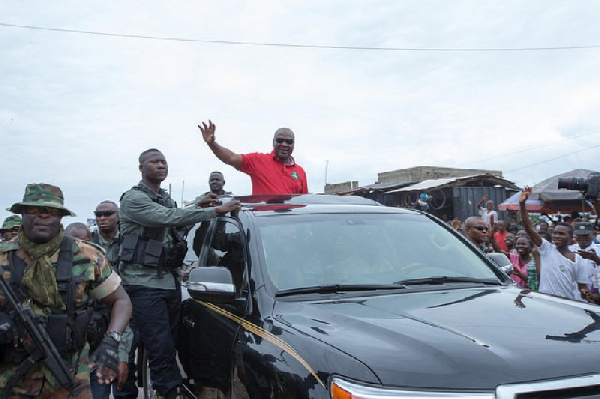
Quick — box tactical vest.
[5,236,93,361]
[120,185,188,275]
[91,230,121,269]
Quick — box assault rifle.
[0,277,76,396]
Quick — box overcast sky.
[1,1,600,225]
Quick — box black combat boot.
[163,387,178,399]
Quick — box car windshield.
[255,213,500,292]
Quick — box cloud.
[1,1,600,224]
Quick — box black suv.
[178,194,600,398]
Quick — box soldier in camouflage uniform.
[0,183,132,398]
[0,215,22,243]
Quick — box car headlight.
[331,377,493,399]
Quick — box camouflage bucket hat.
[0,215,22,231]
[7,183,76,217]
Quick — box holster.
[46,307,93,356]
[87,303,110,351]
[3,346,28,364]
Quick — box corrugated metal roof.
[386,174,518,193]
[387,175,479,193]
[333,180,414,196]
[363,181,415,190]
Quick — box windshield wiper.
[393,276,501,286]
[276,284,404,297]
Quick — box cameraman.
[119,149,240,399]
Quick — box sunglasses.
[275,138,294,145]
[470,226,488,231]
[22,206,63,216]
[94,210,116,217]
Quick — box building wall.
[452,186,508,223]
[378,166,503,184]
[324,181,359,194]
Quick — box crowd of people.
[0,122,306,399]
[452,193,600,303]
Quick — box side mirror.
[186,266,236,303]
[486,252,513,276]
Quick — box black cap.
[574,222,594,236]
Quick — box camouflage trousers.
[7,378,91,399]
[1,346,92,398]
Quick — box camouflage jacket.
[0,237,120,396]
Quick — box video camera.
[558,172,600,200]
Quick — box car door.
[179,216,248,396]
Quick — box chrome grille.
[496,374,600,399]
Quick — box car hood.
[274,286,600,390]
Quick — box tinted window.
[255,213,498,290]
[192,219,246,294]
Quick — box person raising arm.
[198,120,243,169]
[520,187,588,300]
[198,120,308,195]
[519,188,542,247]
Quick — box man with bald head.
[207,172,229,196]
[199,120,308,195]
[464,216,490,252]
[65,222,92,241]
[119,148,240,398]
[477,195,499,228]
[92,201,121,268]
[195,171,232,203]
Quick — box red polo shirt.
[239,151,308,195]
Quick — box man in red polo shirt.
[198,120,308,195]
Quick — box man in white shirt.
[569,222,600,303]
[519,187,588,300]
[477,195,499,228]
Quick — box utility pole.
[181,180,185,207]
[325,160,329,189]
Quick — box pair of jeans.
[113,316,139,399]
[125,284,183,395]
[89,371,111,399]
[90,355,138,399]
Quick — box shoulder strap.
[120,184,144,203]
[56,236,76,315]
[56,236,74,283]
[130,185,177,208]
[7,251,27,302]
[127,185,176,240]
[91,230,100,245]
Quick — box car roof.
[235,194,416,216]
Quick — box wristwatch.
[107,330,122,343]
